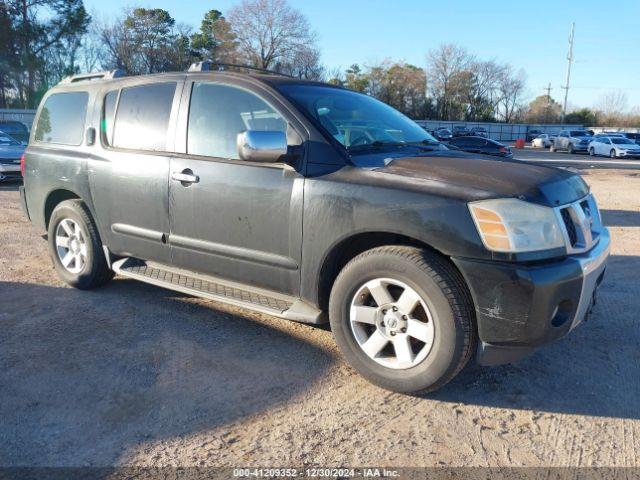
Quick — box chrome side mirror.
[237,130,288,163]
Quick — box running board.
[111,258,325,324]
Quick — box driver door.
[168,81,305,295]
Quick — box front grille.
[0,158,20,165]
[561,208,578,246]
[557,194,601,253]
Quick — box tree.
[190,9,240,65]
[3,0,90,107]
[343,64,368,92]
[525,95,562,124]
[227,0,321,78]
[96,8,191,75]
[496,66,526,122]
[564,108,597,126]
[426,43,472,120]
[595,91,628,126]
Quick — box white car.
[531,134,551,148]
[588,136,640,158]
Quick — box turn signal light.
[469,205,512,251]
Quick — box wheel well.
[44,189,81,229]
[318,232,447,311]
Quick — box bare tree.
[496,66,526,122]
[426,44,472,120]
[227,0,320,77]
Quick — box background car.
[532,133,552,148]
[550,129,593,153]
[447,136,512,157]
[589,136,640,158]
[432,127,452,141]
[0,121,30,145]
[622,132,640,145]
[0,131,25,181]
[469,126,488,138]
[526,128,544,142]
[452,125,469,137]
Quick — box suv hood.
[370,151,589,207]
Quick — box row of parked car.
[531,129,640,158]
[0,121,28,181]
[429,126,513,158]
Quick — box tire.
[589,147,595,156]
[549,145,555,153]
[568,143,575,154]
[48,199,114,289]
[329,246,476,394]
[610,149,617,158]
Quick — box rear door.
[168,79,306,295]
[88,80,182,263]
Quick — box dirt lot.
[1,169,639,468]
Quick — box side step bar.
[111,258,325,324]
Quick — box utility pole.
[560,22,575,124]
[545,83,552,123]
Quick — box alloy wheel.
[55,218,87,274]
[349,278,435,370]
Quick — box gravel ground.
[1,169,639,468]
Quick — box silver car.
[0,131,25,181]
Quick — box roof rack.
[187,61,294,78]
[59,69,127,85]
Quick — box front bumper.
[0,163,21,180]
[453,228,610,366]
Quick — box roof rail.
[59,69,127,85]
[187,61,294,78]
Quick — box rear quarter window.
[34,92,89,145]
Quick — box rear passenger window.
[112,83,176,151]
[188,83,286,159]
[34,92,88,145]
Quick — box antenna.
[560,22,575,124]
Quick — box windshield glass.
[612,138,635,145]
[277,85,437,150]
[0,133,19,146]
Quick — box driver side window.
[187,82,287,159]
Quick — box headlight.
[469,199,565,253]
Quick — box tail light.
[499,146,507,153]
[20,153,26,176]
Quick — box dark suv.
[19,68,610,393]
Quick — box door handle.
[171,170,199,184]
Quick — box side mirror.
[237,130,288,163]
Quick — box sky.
[83,0,640,110]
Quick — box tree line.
[1,0,637,127]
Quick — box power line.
[561,22,575,124]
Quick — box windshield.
[278,85,437,150]
[612,138,635,145]
[0,133,20,146]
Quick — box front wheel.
[589,147,595,156]
[610,149,617,158]
[568,143,575,154]
[48,199,114,289]
[329,246,476,394]
[549,145,556,152]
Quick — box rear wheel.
[329,246,476,394]
[549,145,556,152]
[48,200,114,289]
